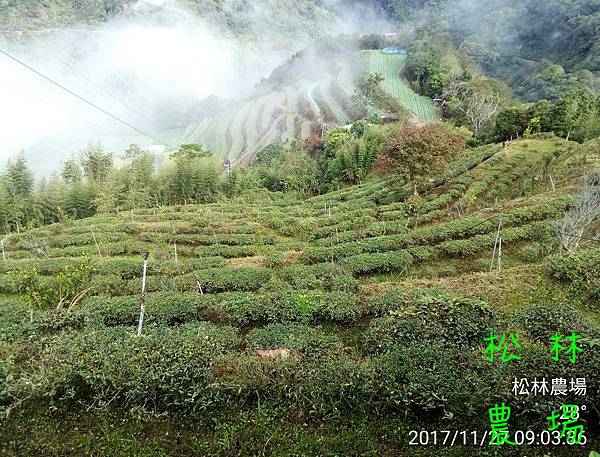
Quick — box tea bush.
[196,267,272,292]
[546,249,600,300]
[6,324,241,413]
[361,293,496,354]
[245,323,343,354]
[340,250,414,275]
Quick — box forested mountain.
[348,0,600,100]
[0,0,335,42]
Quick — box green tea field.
[0,136,598,455]
[364,50,438,122]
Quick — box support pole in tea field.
[194,273,204,295]
[136,252,149,337]
[489,214,503,272]
[1,238,5,262]
[90,229,101,256]
[173,240,179,268]
[497,236,502,271]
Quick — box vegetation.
[1,1,600,455]
[1,132,599,454]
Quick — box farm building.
[382,47,406,55]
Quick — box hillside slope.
[1,136,598,455]
[169,48,438,162]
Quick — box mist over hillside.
[1,0,599,175]
[0,0,389,173]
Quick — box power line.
[0,47,172,148]
[463,214,499,235]
[35,44,162,131]
[0,78,123,137]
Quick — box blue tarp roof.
[382,47,407,54]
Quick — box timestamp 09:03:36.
[408,430,588,446]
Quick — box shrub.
[545,249,600,300]
[513,301,600,342]
[194,245,258,259]
[371,343,497,424]
[245,323,343,354]
[282,264,331,289]
[361,293,496,354]
[196,267,272,293]
[264,250,286,268]
[7,324,240,413]
[340,250,414,275]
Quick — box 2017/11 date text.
[408,430,587,446]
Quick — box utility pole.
[173,240,179,270]
[136,252,149,337]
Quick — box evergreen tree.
[64,182,96,219]
[81,143,113,184]
[328,126,383,185]
[2,153,34,232]
[36,174,66,225]
[550,88,599,141]
[95,170,126,213]
[62,159,83,185]
[4,153,34,199]
[125,151,155,209]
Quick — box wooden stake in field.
[1,238,5,262]
[173,240,179,269]
[490,214,503,272]
[194,273,204,295]
[497,236,502,271]
[90,229,101,256]
[136,252,149,337]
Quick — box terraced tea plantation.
[364,50,438,122]
[1,137,598,455]
[168,68,357,164]
[164,50,438,164]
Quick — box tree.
[375,123,465,195]
[253,144,284,166]
[323,128,352,159]
[81,143,113,184]
[1,153,34,232]
[171,143,212,160]
[495,105,532,140]
[404,41,443,94]
[62,159,83,185]
[355,73,406,115]
[264,140,320,195]
[549,88,598,141]
[443,77,503,137]
[125,151,155,209]
[95,170,126,213]
[328,126,383,185]
[4,153,34,199]
[166,153,220,205]
[36,174,66,225]
[64,182,96,219]
[555,172,600,252]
